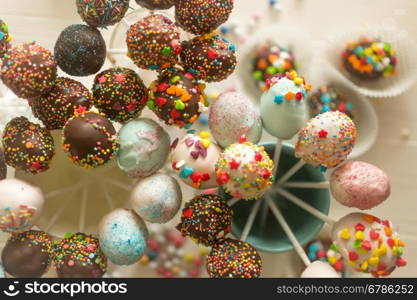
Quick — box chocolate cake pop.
[176,194,232,246]
[308,85,354,119]
[92,67,148,122]
[76,0,129,28]
[342,39,397,80]
[126,14,181,71]
[0,148,6,180]
[1,42,57,99]
[62,112,119,168]
[135,0,174,9]
[30,77,92,130]
[206,238,262,278]
[54,24,106,76]
[147,67,208,128]
[180,35,237,82]
[175,0,234,35]
[1,230,52,277]
[0,19,12,58]
[2,117,55,174]
[52,232,107,278]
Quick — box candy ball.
[0,148,7,180]
[92,67,148,122]
[209,91,262,148]
[130,173,182,223]
[126,14,180,71]
[180,35,237,82]
[342,39,397,80]
[175,0,234,35]
[62,112,119,168]
[2,117,55,174]
[1,230,52,278]
[0,19,12,58]
[54,24,106,76]
[0,179,44,233]
[331,212,406,277]
[251,43,297,91]
[30,77,92,130]
[52,232,107,278]
[295,111,357,170]
[260,72,311,140]
[206,238,262,278]
[147,67,207,128]
[1,42,57,99]
[176,194,232,246]
[330,161,390,210]
[76,0,129,28]
[170,131,221,189]
[117,118,170,178]
[135,0,174,9]
[215,141,274,199]
[99,209,149,265]
[300,261,341,278]
[308,85,354,119]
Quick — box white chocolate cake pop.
[295,111,357,170]
[331,212,407,277]
[209,91,262,148]
[215,139,274,200]
[260,71,311,140]
[130,173,182,223]
[0,179,44,233]
[301,261,341,278]
[171,131,221,189]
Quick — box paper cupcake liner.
[319,26,417,98]
[306,60,378,159]
[235,25,313,104]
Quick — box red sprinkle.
[183,208,193,219]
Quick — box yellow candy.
[379,244,387,255]
[392,246,397,256]
[347,260,356,266]
[361,261,369,271]
[294,77,303,85]
[369,257,379,266]
[355,231,365,240]
[328,256,337,265]
[340,228,351,240]
[201,138,211,148]
[199,131,211,139]
[183,253,194,263]
[373,248,381,257]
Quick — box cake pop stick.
[227,198,240,206]
[277,159,306,185]
[96,175,132,192]
[78,187,87,233]
[283,181,329,189]
[45,182,85,199]
[276,188,336,225]
[44,196,73,232]
[240,199,262,242]
[122,18,131,28]
[102,184,115,210]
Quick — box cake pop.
[2,117,55,174]
[76,0,129,28]
[176,194,232,246]
[92,67,148,122]
[0,148,6,180]
[295,111,357,170]
[126,14,180,71]
[331,212,406,277]
[215,140,274,200]
[251,43,297,91]
[0,178,44,233]
[330,161,390,210]
[260,71,311,140]
[99,209,149,265]
[180,35,237,83]
[209,91,262,148]
[342,39,397,80]
[147,67,208,128]
[170,131,222,189]
[1,230,52,277]
[300,261,341,278]
[0,19,12,58]
[30,77,92,130]
[54,24,106,76]
[52,232,107,278]
[130,173,182,223]
[135,0,174,9]
[308,86,354,119]
[62,111,119,168]
[117,118,170,178]
[175,0,234,35]
[1,42,57,99]
[206,238,262,278]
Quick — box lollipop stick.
[227,198,240,206]
[272,139,283,176]
[282,181,329,189]
[276,188,336,225]
[277,159,306,185]
[266,196,311,266]
[44,196,73,232]
[107,49,128,55]
[122,18,130,28]
[45,183,84,199]
[6,166,15,179]
[78,188,87,233]
[97,176,132,192]
[240,199,262,242]
[102,184,115,210]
